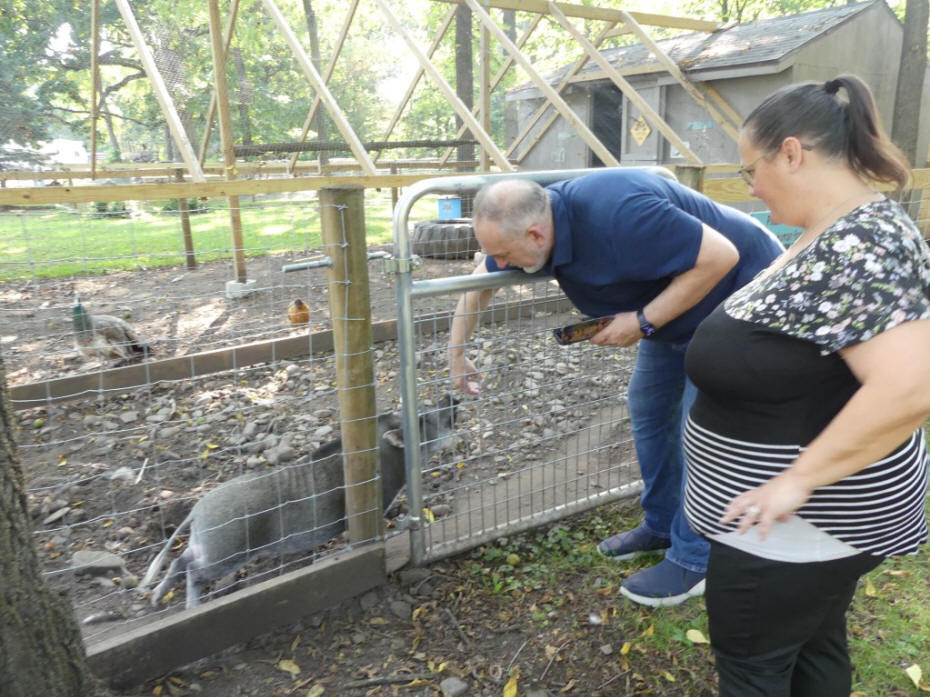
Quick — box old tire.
[411,218,479,260]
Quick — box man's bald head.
[473,179,552,240]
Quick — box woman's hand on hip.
[720,470,813,540]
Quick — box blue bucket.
[438,197,463,219]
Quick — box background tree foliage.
[0,0,924,168]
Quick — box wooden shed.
[509,1,930,170]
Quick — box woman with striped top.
[683,74,930,697]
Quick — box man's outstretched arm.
[449,259,498,394]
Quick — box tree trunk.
[455,4,474,171]
[165,124,175,162]
[502,9,515,42]
[302,0,329,165]
[0,354,105,697]
[891,0,929,167]
[101,106,122,160]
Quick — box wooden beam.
[617,10,738,143]
[551,63,678,88]
[545,2,701,164]
[701,83,744,131]
[602,25,637,38]
[289,0,361,172]
[86,546,385,689]
[112,0,206,182]
[0,159,471,183]
[378,5,457,160]
[702,168,930,204]
[199,0,241,166]
[0,173,431,206]
[373,0,514,171]
[480,12,491,171]
[259,0,377,176]
[432,0,719,33]
[464,0,618,167]
[18,167,928,208]
[508,21,612,162]
[440,13,543,167]
[208,0,248,283]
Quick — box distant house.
[509,1,930,170]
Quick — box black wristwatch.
[636,309,657,337]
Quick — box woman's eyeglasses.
[738,144,814,186]
[737,154,765,186]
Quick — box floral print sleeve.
[724,199,930,354]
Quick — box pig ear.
[382,428,405,449]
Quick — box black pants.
[706,541,883,697]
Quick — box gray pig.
[139,395,458,608]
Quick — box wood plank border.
[86,545,385,689]
[10,295,573,408]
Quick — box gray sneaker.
[619,559,706,607]
[597,523,670,561]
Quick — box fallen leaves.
[904,664,930,692]
[685,628,710,645]
[503,667,519,697]
[276,658,300,676]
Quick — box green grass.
[463,490,930,696]
[0,191,398,282]
[850,549,930,695]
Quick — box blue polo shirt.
[485,169,783,342]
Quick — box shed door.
[590,86,623,167]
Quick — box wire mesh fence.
[408,277,638,562]
[0,187,415,644]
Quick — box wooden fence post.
[174,169,197,269]
[319,186,381,544]
[674,164,706,193]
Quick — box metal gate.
[391,168,673,565]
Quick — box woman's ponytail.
[743,74,911,190]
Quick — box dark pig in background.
[139,395,459,608]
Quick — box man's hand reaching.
[451,353,482,395]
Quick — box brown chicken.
[287,298,310,325]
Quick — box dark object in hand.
[552,316,612,345]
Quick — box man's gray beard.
[521,258,546,274]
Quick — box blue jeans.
[627,338,707,574]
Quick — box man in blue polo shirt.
[448,169,783,606]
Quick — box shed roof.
[509,0,885,98]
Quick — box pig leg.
[150,549,193,607]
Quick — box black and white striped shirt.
[684,201,930,558]
[685,417,928,557]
